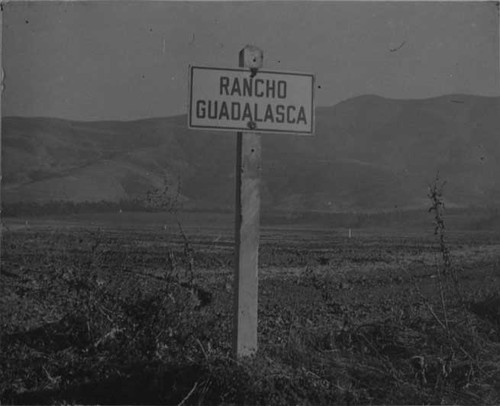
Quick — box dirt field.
[1,213,500,404]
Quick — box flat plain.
[1,211,499,405]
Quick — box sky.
[2,1,499,121]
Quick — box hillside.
[2,94,499,213]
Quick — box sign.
[186,45,315,359]
[188,66,315,135]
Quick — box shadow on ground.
[4,361,204,405]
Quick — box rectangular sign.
[188,66,315,135]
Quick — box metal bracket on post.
[233,45,263,358]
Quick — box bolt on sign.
[189,66,315,134]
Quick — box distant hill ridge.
[2,94,499,213]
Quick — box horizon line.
[2,92,498,124]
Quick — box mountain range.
[2,94,499,213]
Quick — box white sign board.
[188,66,315,135]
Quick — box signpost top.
[239,45,263,70]
[188,65,315,135]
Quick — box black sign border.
[188,65,315,136]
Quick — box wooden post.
[233,45,263,358]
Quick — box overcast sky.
[2,1,499,121]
